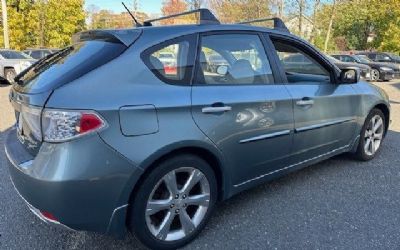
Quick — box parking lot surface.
[1,81,400,249]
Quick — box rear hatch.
[9,29,142,156]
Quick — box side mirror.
[340,67,360,84]
[216,65,228,75]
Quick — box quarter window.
[196,34,274,85]
[142,35,195,85]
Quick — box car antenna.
[122,2,142,27]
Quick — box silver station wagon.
[5,9,390,250]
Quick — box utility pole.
[1,0,9,48]
[278,0,284,19]
[298,0,305,37]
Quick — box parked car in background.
[5,9,391,250]
[23,48,59,60]
[325,55,372,81]
[332,54,399,81]
[0,49,36,83]
[157,51,177,75]
[356,51,400,65]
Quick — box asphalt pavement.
[1,81,400,250]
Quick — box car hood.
[334,61,371,70]
[363,61,399,69]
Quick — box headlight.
[380,67,393,71]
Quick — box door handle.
[202,106,232,113]
[296,99,314,106]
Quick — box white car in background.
[0,49,36,83]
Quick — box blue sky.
[85,0,163,14]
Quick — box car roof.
[75,24,299,48]
[136,23,291,36]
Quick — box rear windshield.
[0,50,30,59]
[17,41,126,93]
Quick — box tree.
[309,0,320,44]
[1,0,9,48]
[161,0,188,24]
[323,0,336,52]
[0,0,85,50]
[209,0,272,23]
[186,0,202,10]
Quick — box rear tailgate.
[9,28,142,155]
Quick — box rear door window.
[30,50,42,59]
[195,33,274,85]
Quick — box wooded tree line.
[1,0,399,53]
[0,0,85,50]
[158,0,400,53]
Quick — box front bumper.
[5,127,141,236]
[380,71,395,81]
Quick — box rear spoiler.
[72,29,142,47]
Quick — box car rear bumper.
[4,127,141,236]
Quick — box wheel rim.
[145,167,210,241]
[371,70,379,81]
[364,115,384,156]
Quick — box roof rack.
[238,17,289,33]
[143,8,220,26]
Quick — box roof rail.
[143,8,220,26]
[238,17,289,33]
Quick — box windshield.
[0,50,31,59]
[388,53,400,60]
[326,55,341,63]
[355,55,371,63]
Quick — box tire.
[128,154,217,250]
[370,69,380,81]
[4,68,16,84]
[354,109,386,161]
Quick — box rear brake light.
[42,109,107,142]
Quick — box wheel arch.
[372,103,390,136]
[108,141,230,237]
[131,143,228,203]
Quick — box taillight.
[20,105,42,140]
[42,109,107,142]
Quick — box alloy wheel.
[371,69,380,81]
[145,167,210,241]
[364,114,384,156]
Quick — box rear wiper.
[15,53,54,84]
[15,47,72,85]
